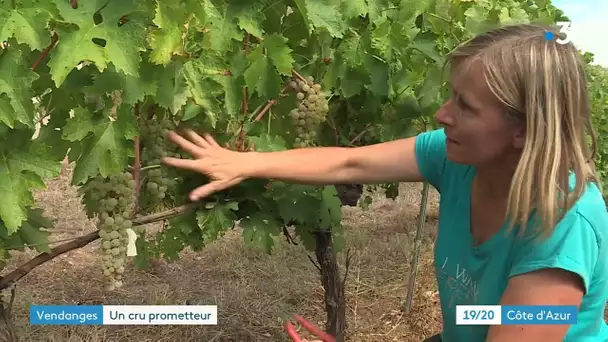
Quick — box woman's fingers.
[167,131,204,157]
[161,157,201,172]
[183,129,212,149]
[189,182,221,201]
[189,178,242,201]
[202,132,220,147]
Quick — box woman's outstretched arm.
[162,129,425,200]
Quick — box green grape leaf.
[227,1,267,38]
[241,212,281,254]
[201,0,242,53]
[272,184,322,224]
[0,134,61,233]
[247,135,287,152]
[410,31,443,64]
[0,0,58,50]
[294,223,316,250]
[416,62,444,111]
[318,186,342,230]
[156,60,190,114]
[332,223,345,252]
[91,58,161,105]
[0,207,53,255]
[149,1,200,65]
[115,103,139,140]
[48,0,146,87]
[196,201,238,241]
[340,0,368,19]
[67,111,133,185]
[16,207,53,252]
[464,4,495,35]
[262,34,295,76]
[499,6,529,25]
[61,107,95,141]
[133,237,154,269]
[182,57,231,126]
[337,32,365,68]
[0,46,39,128]
[181,100,203,121]
[158,224,186,261]
[294,0,347,38]
[244,46,282,98]
[364,56,389,96]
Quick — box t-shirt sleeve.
[509,211,600,294]
[414,128,448,191]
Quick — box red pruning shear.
[283,314,336,342]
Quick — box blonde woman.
[162,23,608,341]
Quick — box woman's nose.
[435,100,455,127]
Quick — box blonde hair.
[446,23,600,237]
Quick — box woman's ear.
[512,124,526,149]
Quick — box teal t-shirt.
[414,128,608,341]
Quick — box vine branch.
[140,165,160,171]
[235,33,251,151]
[32,33,58,71]
[0,203,199,290]
[0,284,17,341]
[254,99,276,122]
[307,254,322,273]
[291,70,308,83]
[242,33,250,115]
[132,103,142,215]
[235,82,290,150]
[348,124,373,146]
[282,226,298,245]
[326,111,340,146]
[342,248,354,284]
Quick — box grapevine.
[0,0,601,340]
[79,172,136,290]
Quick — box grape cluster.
[140,117,178,211]
[146,168,171,201]
[287,76,329,148]
[140,117,180,163]
[86,172,136,290]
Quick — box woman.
[162,24,608,341]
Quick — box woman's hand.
[161,129,247,201]
[284,314,335,342]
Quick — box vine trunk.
[314,230,346,342]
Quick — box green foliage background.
[0,0,605,280]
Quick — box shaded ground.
[6,162,442,341]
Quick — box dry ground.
[5,161,442,341]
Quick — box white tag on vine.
[125,228,138,257]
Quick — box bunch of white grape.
[146,168,171,201]
[140,116,178,211]
[85,172,136,290]
[140,117,180,164]
[287,76,329,148]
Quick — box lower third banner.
[456,305,577,325]
[30,305,218,325]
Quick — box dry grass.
[5,162,443,341]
